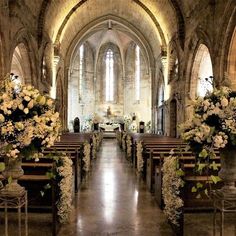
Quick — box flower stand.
[0,190,28,236]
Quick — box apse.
[67,21,151,131]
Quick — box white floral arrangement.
[116,131,122,146]
[92,135,97,159]
[82,120,91,132]
[122,133,127,150]
[129,121,137,133]
[136,141,143,173]
[94,133,102,151]
[123,114,132,124]
[162,155,184,226]
[179,86,236,158]
[56,154,73,223]
[126,135,132,159]
[0,76,61,160]
[83,142,91,172]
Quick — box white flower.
[0,114,5,122]
[46,99,53,107]
[27,100,34,109]
[18,104,24,110]
[24,96,31,102]
[23,108,29,114]
[15,122,24,130]
[221,97,228,107]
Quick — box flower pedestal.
[219,149,236,197]
[0,158,25,197]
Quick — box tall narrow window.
[135,45,140,101]
[106,49,114,101]
[79,44,84,102]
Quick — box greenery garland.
[83,142,91,172]
[136,141,143,173]
[162,155,184,226]
[126,135,132,159]
[55,154,73,223]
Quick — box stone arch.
[68,41,95,130]
[168,40,180,83]
[10,30,37,86]
[184,29,213,99]
[213,0,236,84]
[40,43,53,92]
[54,0,166,49]
[64,16,157,130]
[227,27,236,88]
[64,16,155,72]
[10,43,32,85]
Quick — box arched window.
[79,44,84,102]
[190,44,213,98]
[197,46,213,97]
[106,49,114,102]
[135,45,141,101]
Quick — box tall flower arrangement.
[179,86,236,159]
[0,76,61,159]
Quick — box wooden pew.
[155,152,222,236]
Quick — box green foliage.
[210,175,221,184]
[0,162,5,172]
[8,176,12,184]
[199,149,208,159]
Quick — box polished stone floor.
[0,139,235,235]
[58,139,173,236]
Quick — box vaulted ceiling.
[10,0,208,57]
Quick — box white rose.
[24,96,31,102]
[15,122,24,130]
[18,104,24,110]
[221,97,228,107]
[23,108,29,114]
[0,114,5,122]
[46,99,53,107]
[27,100,34,109]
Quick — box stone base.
[215,188,236,199]
[0,183,25,197]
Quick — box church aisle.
[58,139,173,236]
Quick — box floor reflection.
[102,170,115,223]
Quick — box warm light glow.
[79,44,84,101]
[197,51,213,97]
[102,170,115,223]
[135,45,141,101]
[51,55,60,99]
[106,49,114,102]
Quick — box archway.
[10,43,32,85]
[227,27,236,88]
[67,20,153,131]
[190,44,213,98]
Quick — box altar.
[99,123,120,132]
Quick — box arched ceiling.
[18,0,205,57]
[42,0,181,52]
